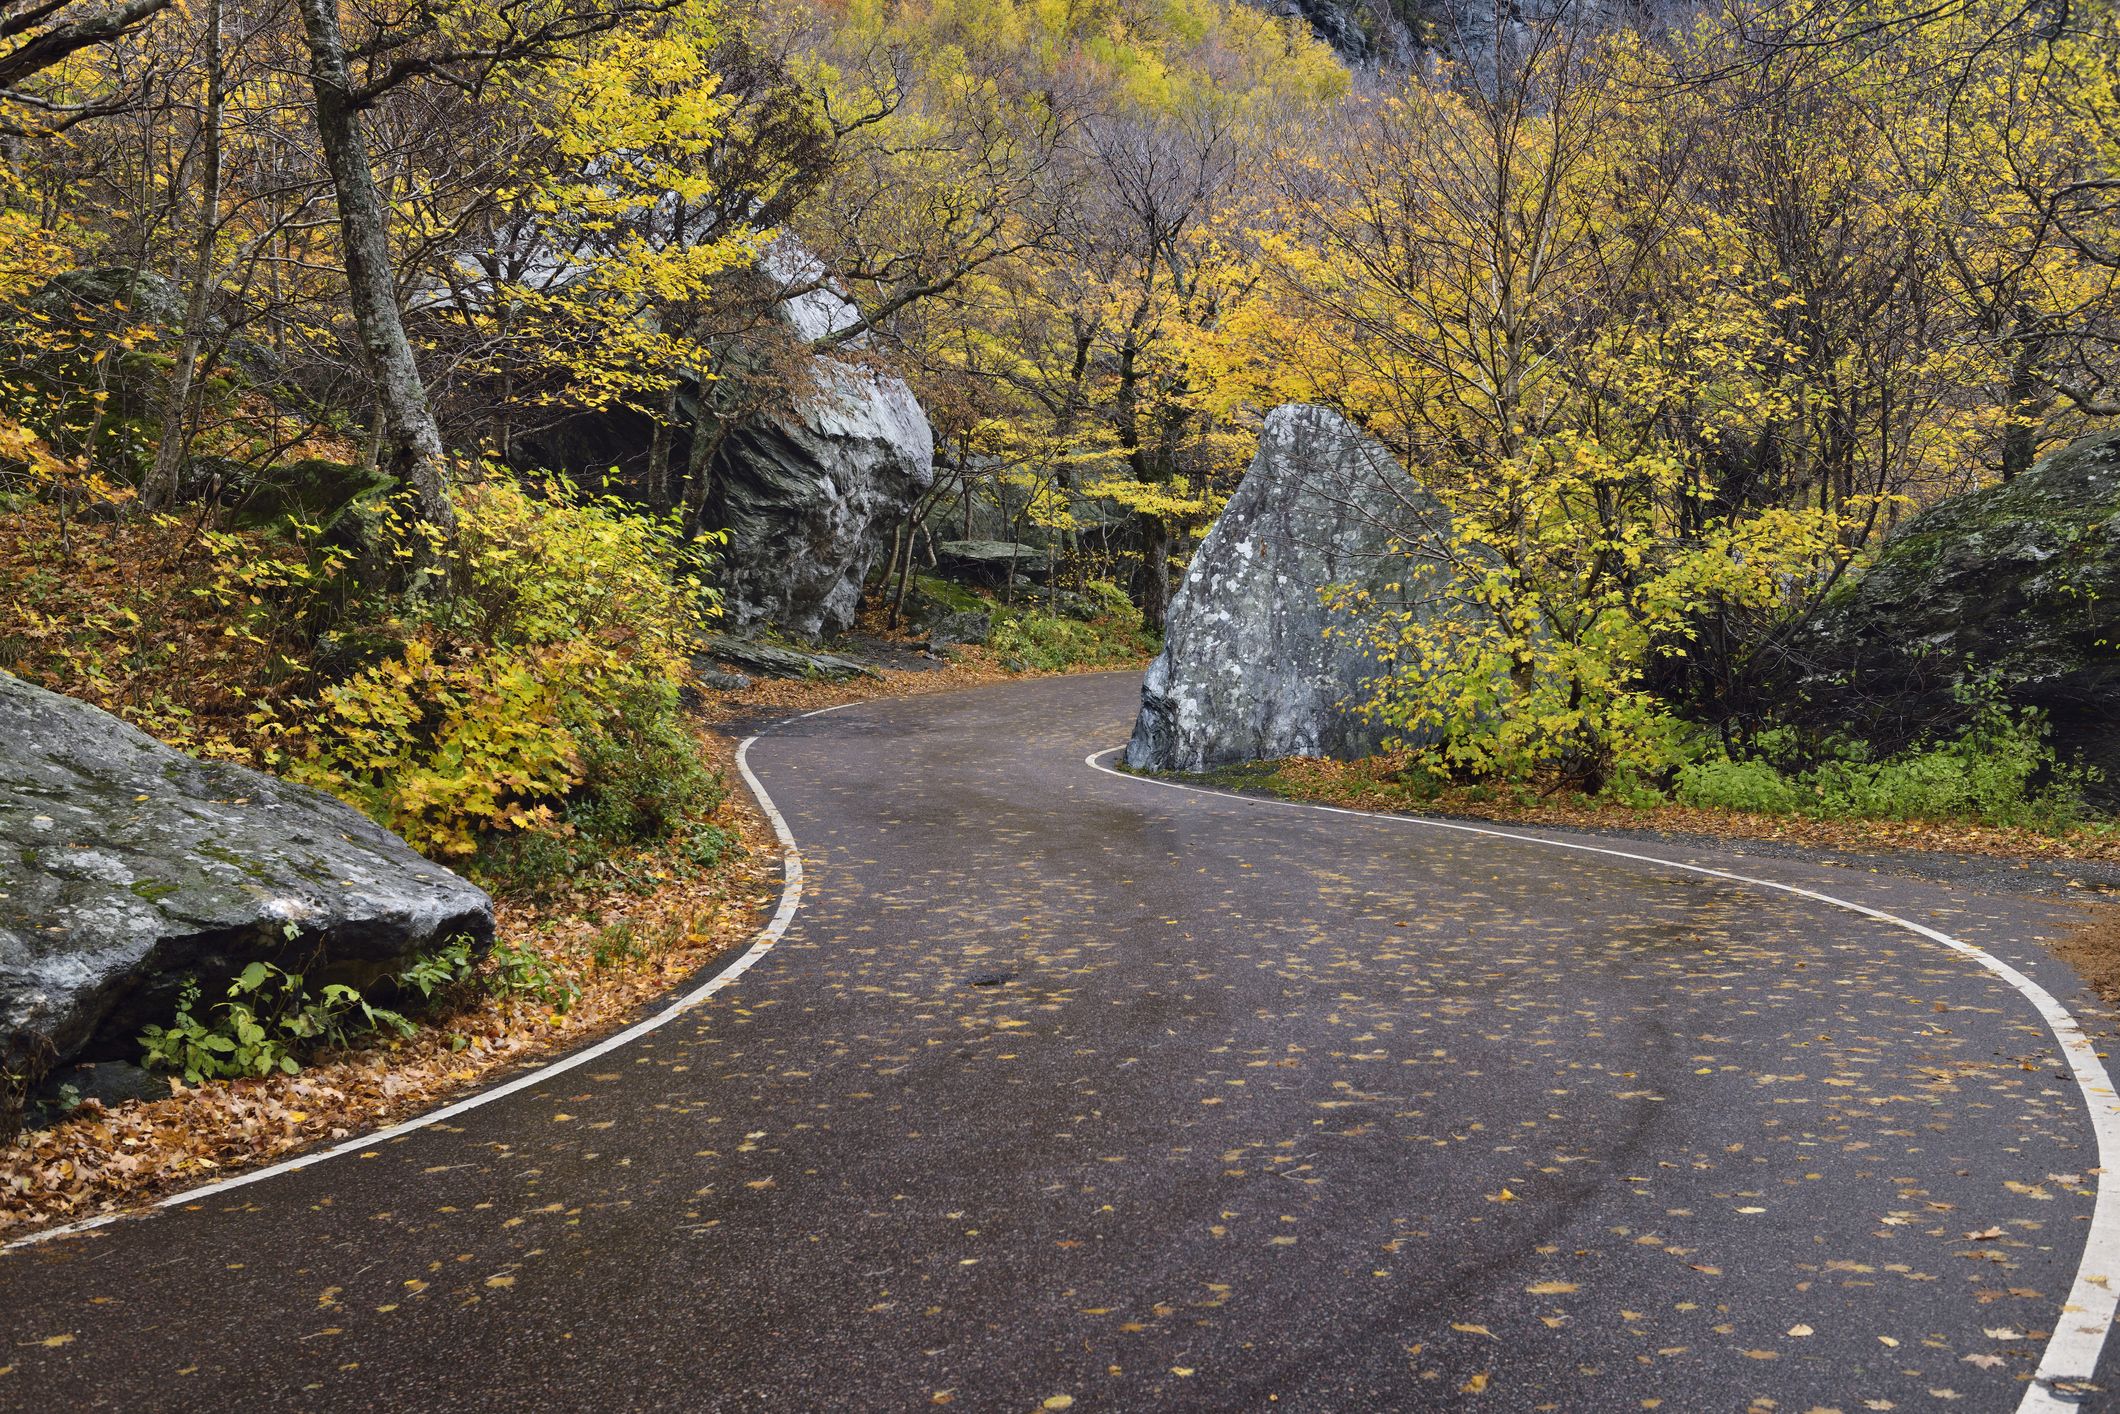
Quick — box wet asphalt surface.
[4,672,2119,1412]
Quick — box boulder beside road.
[1126,404,1468,773]
[0,671,492,1102]
[1786,429,2120,805]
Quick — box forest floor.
[0,649,1145,1242]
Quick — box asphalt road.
[6,672,2119,1412]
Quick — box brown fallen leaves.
[0,730,779,1242]
[2054,905,2120,1011]
[693,633,1143,724]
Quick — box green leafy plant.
[139,962,415,1084]
[1675,690,2095,829]
[483,941,578,1012]
[396,935,478,1002]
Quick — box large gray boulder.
[712,241,936,640]
[1126,404,1466,772]
[0,672,492,1101]
[1784,430,2120,805]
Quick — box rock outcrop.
[1250,0,1691,68]
[710,241,936,640]
[693,632,882,682]
[1785,431,2120,805]
[0,672,493,1099]
[934,540,1050,585]
[1126,404,1466,772]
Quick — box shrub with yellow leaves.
[257,471,722,868]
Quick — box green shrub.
[988,605,1159,671]
[139,934,576,1084]
[471,682,729,897]
[1674,694,2092,830]
[484,941,578,1012]
[259,472,721,880]
[140,960,415,1084]
[1674,756,1806,814]
[1082,578,1134,617]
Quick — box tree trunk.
[2001,334,2043,483]
[892,519,918,622]
[645,382,681,507]
[293,0,455,543]
[879,518,905,625]
[1136,513,1171,633]
[680,398,726,539]
[141,0,225,513]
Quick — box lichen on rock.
[1783,429,2120,805]
[0,671,492,1108]
[1125,403,1472,773]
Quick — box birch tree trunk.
[293,0,456,543]
[140,0,224,512]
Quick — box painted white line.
[1086,747,2120,1409]
[5,702,855,1254]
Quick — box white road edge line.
[1086,746,2120,1411]
[3,701,854,1256]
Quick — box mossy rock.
[222,457,392,528]
[0,670,492,1120]
[1788,430,2120,804]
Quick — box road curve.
[4,672,2118,1412]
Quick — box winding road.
[6,672,2119,1411]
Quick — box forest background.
[5,0,2120,873]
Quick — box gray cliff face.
[712,359,935,640]
[1257,0,1694,66]
[1786,430,2120,804]
[0,672,493,1092]
[712,241,936,641]
[1126,404,1465,772]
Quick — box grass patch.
[987,607,1158,671]
[913,577,1158,671]
[1673,705,2095,833]
[1173,747,2118,866]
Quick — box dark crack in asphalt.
[3,672,2116,1412]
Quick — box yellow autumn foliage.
[259,474,719,857]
